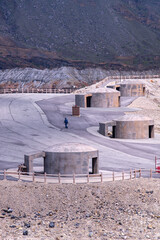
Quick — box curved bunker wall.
[113,115,154,139]
[44,143,99,174]
[118,82,145,97]
[75,88,120,108]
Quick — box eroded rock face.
[0,67,160,89]
[0,67,109,88]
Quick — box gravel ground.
[0,179,160,240]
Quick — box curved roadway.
[0,93,159,172]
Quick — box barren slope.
[1,0,160,69]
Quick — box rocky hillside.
[0,68,160,89]
[0,67,109,88]
[1,0,160,70]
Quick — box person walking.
[64,117,68,128]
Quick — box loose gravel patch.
[0,179,160,239]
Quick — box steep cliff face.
[0,0,160,70]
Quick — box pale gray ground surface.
[0,93,159,173]
[37,94,160,172]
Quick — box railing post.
[44,172,47,183]
[130,169,132,180]
[112,171,115,181]
[3,169,6,180]
[150,169,152,178]
[73,173,75,184]
[101,173,103,183]
[155,156,157,171]
[18,171,21,181]
[32,172,35,182]
[58,173,61,184]
[134,169,136,178]
[122,171,124,180]
[87,174,89,183]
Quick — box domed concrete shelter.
[75,88,120,108]
[24,143,99,175]
[99,115,154,139]
[107,81,145,97]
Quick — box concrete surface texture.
[99,115,154,139]
[44,143,99,174]
[108,81,145,97]
[75,88,120,108]
[99,122,108,137]
[99,121,114,137]
[112,115,154,139]
[24,151,45,173]
[24,143,99,174]
[0,91,159,173]
[47,142,97,152]
[119,82,145,97]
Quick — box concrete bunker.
[99,115,154,139]
[107,81,145,97]
[75,88,120,108]
[24,143,99,174]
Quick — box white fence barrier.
[0,169,158,184]
[0,88,75,94]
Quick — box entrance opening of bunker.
[86,96,92,107]
[149,125,154,138]
[89,157,98,174]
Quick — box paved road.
[0,94,83,170]
[37,94,160,171]
[0,93,159,172]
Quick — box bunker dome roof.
[115,114,153,122]
[118,80,145,85]
[47,143,98,153]
[107,81,145,87]
[76,87,119,95]
[91,88,119,93]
